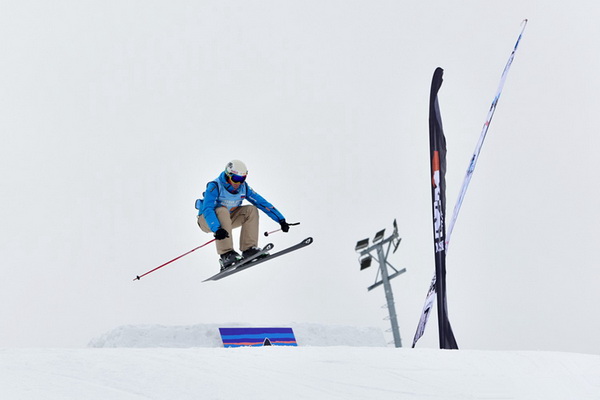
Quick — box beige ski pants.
[197,205,259,255]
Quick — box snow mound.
[88,323,387,348]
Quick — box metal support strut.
[355,219,406,348]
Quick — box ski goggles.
[228,173,247,183]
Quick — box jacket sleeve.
[245,184,285,223]
[200,182,221,232]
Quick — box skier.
[197,160,290,270]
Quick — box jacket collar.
[218,172,240,194]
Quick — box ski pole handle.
[263,222,300,237]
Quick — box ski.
[204,243,275,281]
[203,237,313,282]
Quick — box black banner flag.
[427,67,458,349]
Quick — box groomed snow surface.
[2,324,599,399]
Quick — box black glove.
[280,220,290,233]
[214,228,229,240]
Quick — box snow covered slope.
[1,347,598,399]
[2,324,599,399]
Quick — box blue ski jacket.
[198,172,285,233]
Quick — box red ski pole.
[133,238,216,281]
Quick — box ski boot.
[219,250,242,271]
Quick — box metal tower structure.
[355,219,406,348]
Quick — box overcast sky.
[1,1,599,354]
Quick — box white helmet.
[225,160,248,183]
